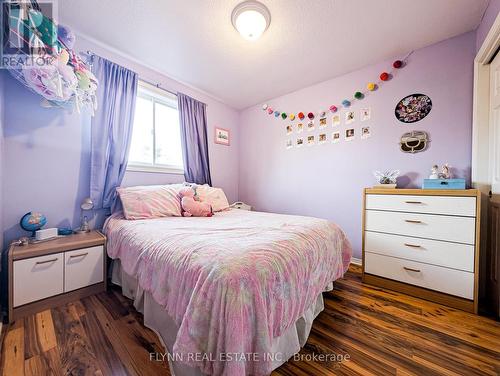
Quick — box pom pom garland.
[264,54,409,120]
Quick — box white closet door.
[490,52,500,195]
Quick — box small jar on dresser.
[362,188,481,313]
[8,231,106,322]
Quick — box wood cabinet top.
[364,188,480,197]
[9,231,106,261]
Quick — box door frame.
[472,13,500,194]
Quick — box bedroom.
[0,0,499,375]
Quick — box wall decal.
[400,131,429,153]
[332,132,340,143]
[296,138,304,147]
[307,135,315,146]
[360,108,371,121]
[319,134,327,144]
[332,115,340,126]
[286,139,293,149]
[395,94,432,123]
[345,111,355,125]
[345,128,355,141]
[297,123,303,133]
[361,126,371,139]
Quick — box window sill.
[126,165,185,175]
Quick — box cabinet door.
[488,202,500,318]
[64,246,104,292]
[14,253,64,307]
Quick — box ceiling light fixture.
[231,1,271,41]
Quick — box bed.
[104,208,352,376]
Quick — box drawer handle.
[405,219,422,224]
[69,252,88,258]
[35,258,58,265]
[403,266,421,273]
[404,243,422,248]
[405,201,423,204]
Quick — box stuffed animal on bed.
[179,186,213,217]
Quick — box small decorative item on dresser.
[423,163,465,189]
[373,170,400,189]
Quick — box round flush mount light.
[231,1,271,41]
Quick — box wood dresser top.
[364,188,480,197]
[10,230,106,261]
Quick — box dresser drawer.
[365,231,474,272]
[364,253,474,299]
[64,246,104,292]
[13,253,64,307]
[365,210,476,244]
[365,194,476,217]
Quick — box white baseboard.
[350,257,362,266]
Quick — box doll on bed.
[179,185,213,217]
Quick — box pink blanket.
[105,209,352,375]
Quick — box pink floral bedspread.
[104,209,352,375]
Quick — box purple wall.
[238,32,476,259]
[1,35,240,248]
[476,0,500,51]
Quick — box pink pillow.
[117,185,182,219]
[196,186,229,212]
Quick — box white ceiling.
[59,0,489,110]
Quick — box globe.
[20,212,47,236]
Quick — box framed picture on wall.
[215,127,230,146]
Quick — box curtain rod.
[82,50,178,97]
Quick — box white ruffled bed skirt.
[111,260,331,376]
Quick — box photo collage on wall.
[286,108,372,149]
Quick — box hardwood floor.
[1,265,499,376]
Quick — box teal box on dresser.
[423,178,466,189]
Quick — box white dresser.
[362,189,480,313]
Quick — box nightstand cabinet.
[8,231,106,322]
[362,189,481,313]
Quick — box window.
[127,81,184,174]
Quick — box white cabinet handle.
[35,258,58,265]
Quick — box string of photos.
[262,52,413,121]
[5,0,98,114]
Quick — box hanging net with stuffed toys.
[4,0,98,114]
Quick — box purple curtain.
[90,56,138,210]
[178,93,212,185]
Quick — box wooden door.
[487,201,500,319]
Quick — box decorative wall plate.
[395,94,432,123]
[400,131,429,153]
